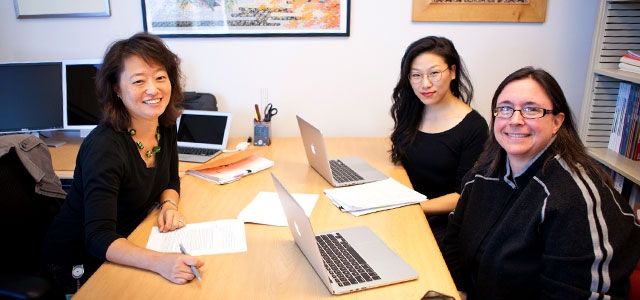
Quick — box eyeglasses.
[409,67,449,84]
[493,106,555,119]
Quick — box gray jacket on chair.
[0,134,66,199]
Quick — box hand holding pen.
[179,242,202,281]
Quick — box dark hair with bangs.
[95,32,184,132]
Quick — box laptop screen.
[177,110,232,149]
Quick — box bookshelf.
[580,0,640,186]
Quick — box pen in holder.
[253,121,271,146]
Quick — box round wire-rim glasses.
[409,67,450,84]
[493,106,555,119]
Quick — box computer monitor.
[0,62,64,135]
[62,59,102,137]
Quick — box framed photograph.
[412,0,547,23]
[142,0,350,37]
[14,0,111,19]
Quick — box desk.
[49,137,201,179]
[57,137,459,299]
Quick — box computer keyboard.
[317,232,380,287]
[329,160,364,183]
[178,146,218,156]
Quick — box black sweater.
[443,148,640,300]
[42,123,180,277]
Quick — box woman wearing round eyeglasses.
[390,36,488,249]
[442,67,640,300]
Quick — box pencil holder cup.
[253,121,271,146]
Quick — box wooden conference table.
[50,137,459,300]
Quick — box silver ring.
[178,220,184,224]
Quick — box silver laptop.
[296,115,388,187]
[271,173,418,295]
[176,110,232,163]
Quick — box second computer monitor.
[62,59,102,137]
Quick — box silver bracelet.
[160,199,178,209]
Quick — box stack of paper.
[324,178,427,216]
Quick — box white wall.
[0,0,598,138]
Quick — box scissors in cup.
[263,103,278,122]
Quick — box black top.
[42,123,180,277]
[402,110,488,199]
[444,148,640,299]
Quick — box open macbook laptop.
[176,110,232,163]
[296,115,388,187]
[271,173,418,294]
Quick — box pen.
[233,169,253,179]
[254,104,262,122]
[179,242,202,281]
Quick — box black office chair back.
[183,91,217,111]
[0,148,63,299]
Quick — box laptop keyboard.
[316,232,380,287]
[329,160,364,183]
[178,146,219,156]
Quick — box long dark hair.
[474,66,613,187]
[390,36,473,164]
[95,32,184,132]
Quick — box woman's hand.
[157,203,186,232]
[157,252,205,284]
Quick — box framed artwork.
[142,0,350,37]
[14,0,111,18]
[412,0,547,23]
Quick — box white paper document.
[324,178,427,216]
[237,192,318,226]
[146,219,247,255]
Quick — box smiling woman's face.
[493,78,564,171]
[115,55,171,123]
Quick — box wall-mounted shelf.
[580,0,640,186]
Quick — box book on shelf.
[621,55,640,67]
[613,171,625,194]
[626,50,640,60]
[609,170,640,222]
[186,148,274,184]
[636,137,640,161]
[618,62,640,74]
[621,85,640,159]
[633,94,640,160]
[609,82,631,153]
[608,81,640,160]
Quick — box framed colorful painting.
[412,0,547,23]
[142,0,350,37]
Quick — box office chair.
[0,146,64,299]
[183,91,217,111]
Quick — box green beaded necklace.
[128,128,161,158]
